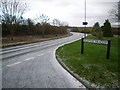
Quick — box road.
[2,32,86,88]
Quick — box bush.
[72,28,80,32]
[85,27,92,33]
[92,22,103,39]
[2,23,68,36]
[78,27,92,33]
[112,28,120,35]
[101,19,113,37]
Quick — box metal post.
[106,40,111,59]
[85,0,86,22]
[81,38,84,54]
[84,0,86,38]
[84,25,86,38]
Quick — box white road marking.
[25,57,35,61]
[7,62,21,67]
[43,43,57,47]
[37,53,44,56]
[47,51,53,53]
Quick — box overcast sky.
[22,0,119,27]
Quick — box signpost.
[81,38,111,59]
[83,39,108,44]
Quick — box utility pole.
[85,0,86,22]
[84,0,86,38]
[82,0,88,38]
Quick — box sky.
[22,0,119,27]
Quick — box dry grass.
[1,34,71,47]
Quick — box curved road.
[2,32,86,88]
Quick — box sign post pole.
[81,38,84,54]
[106,40,111,59]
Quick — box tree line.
[2,17,69,37]
[72,19,119,37]
[0,0,69,40]
[92,19,113,39]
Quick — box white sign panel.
[83,39,108,44]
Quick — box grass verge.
[1,33,72,48]
[56,35,119,88]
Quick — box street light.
[82,0,88,38]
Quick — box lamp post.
[83,0,87,38]
[85,0,86,38]
[85,0,86,22]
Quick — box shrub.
[85,27,92,33]
[72,28,80,32]
[101,19,113,37]
[79,27,92,33]
[92,22,103,39]
[112,28,120,35]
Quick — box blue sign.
[83,22,88,25]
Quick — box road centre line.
[7,62,21,67]
[25,57,35,61]
[42,42,62,48]
[2,41,64,55]
[37,53,44,56]
[2,40,62,54]
[2,44,40,54]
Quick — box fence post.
[106,40,111,59]
[81,38,84,54]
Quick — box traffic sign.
[83,22,88,25]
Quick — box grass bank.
[1,33,72,48]
[56,35,119,88]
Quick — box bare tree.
[109,1,120,21]
[52,19,68,27]
[118,1,120,21]
[35,14,50,25]
[35,14,50,37]
[60,21,69,27]
[0,0,27,40]
[52,19,61,26]
[27,18,34,26]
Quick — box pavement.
[1,32,86,88]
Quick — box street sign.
[83,22,88,25]
[81,38,111,59]
[83,39,108,44]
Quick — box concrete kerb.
[55,38,97,90]
[55,54,95,90]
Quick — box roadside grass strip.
[7,62,21,67]
[56,35,119,88]
[2,33,72,48]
